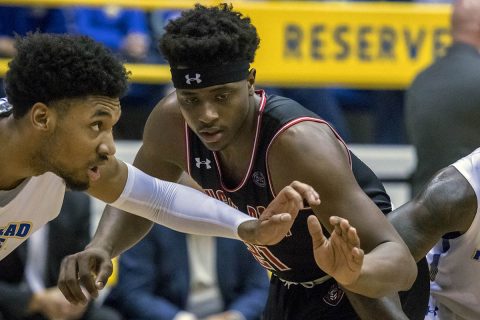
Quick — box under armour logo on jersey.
[252,171,266,187]
[323,283,344,306]
[185,73,202,85]
[195,157,212,169]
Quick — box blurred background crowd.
[0,0,453,143]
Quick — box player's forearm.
[343,242,416,298]
[88,206,154,258]
[108,163,256,241]
[344,291,408,320]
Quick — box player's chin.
[63,175,90,191]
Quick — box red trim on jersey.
[212,90,267,192]
[265,117,352,197]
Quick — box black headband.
[170,61,250,89]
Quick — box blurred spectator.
[71,6,166,139]
[71,6,151,62]
[149,9,181,48]
[0,191,121,320]
[318,0,409,144]
[263,87,350,140]
[0,6,67,97]
[333,88,407,144]
[0,6,67,57]
[405,0,480,196]
[105,224,269,320]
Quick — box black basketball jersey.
[186,90,391,282]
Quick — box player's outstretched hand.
[308,215,364,286]
[238,180,320,245]
[57,246,112,305]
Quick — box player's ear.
[31,102,54,131]
[247,68,256,96]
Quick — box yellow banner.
[0,1,452,88]
[239,2,451,88]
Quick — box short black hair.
[5,32,129,118]
[159,3,260,67]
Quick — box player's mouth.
[198,129,224,143]
[87,166,101,182]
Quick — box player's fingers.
[95,260,113,291]
[290,181,321,206]
[352,247,365,266]
[330,216,345,238]
[57,257,75,304]
[77,255,100,299]
[339,218,355,244]
[57,254,87,305]
[347,226,361,249]
[269,212,293,223]
[307,215,326,247]
[281,185,304,211]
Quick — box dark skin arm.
[389,165,476,262]
[344,292,408,320]
[268,121,417,298]
[342,165,477,319]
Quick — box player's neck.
[216,94,260,183]
[0,118,42,190]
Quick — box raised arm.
[268,121,416,298]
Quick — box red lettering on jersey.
[246,205,260,218]
[216,190,228,204]
[245,242,276,270]
[257,246,290,271]
[204,189,216,198]
[244,242,291,272]
[204,189,238,210]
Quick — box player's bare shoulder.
[145,91,184,132]
[422,166,477,233]
[270,121,338,154]
[267,120,350,192]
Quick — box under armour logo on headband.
[171,61,249,89]
[185,73,202,85]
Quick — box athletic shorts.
[263,258,429,320]
[263,276,359,320]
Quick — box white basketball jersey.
[426,148,480,320]
[0,172,65,260]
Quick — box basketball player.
[387,147,480,319]
[0,33,322,266]
[58,4,417,319]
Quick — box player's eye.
[91,122,101,132]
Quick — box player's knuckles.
[290,180,309,191]
[78,272,93,283]
[99,265,114,279]
[281,185,295,197]
[64,277,82,290]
